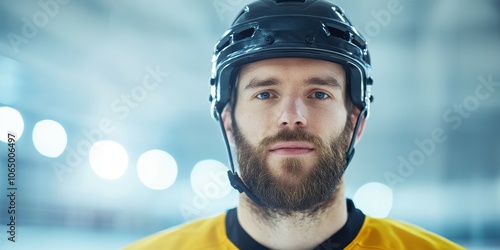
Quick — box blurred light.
[0,106,24,142]
[32,120,67,157]
[137,149,178,190]
[190,160,231,199]
[89,140,128,180]
[353,182,393,218]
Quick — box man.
[126,0,465,249]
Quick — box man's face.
[226,58,354,213]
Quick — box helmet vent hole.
[327,26,351,42]
[352,37,367,50]
[327,26,367,50]
[233,28,256,42]
[216,36,231,52]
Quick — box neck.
[237,181,348,250]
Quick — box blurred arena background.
[0,0,499,249]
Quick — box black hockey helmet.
[209,0,373,120]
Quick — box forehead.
[237,58,346,88]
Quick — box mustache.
[258,128,324,150]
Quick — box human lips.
[269,141,315,155]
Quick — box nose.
[278,96,307,129]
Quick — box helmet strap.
[345,107,367,168]
[217,113,266,207]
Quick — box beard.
[233,117,353,218]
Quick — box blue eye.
[313,92,329,99]
[256,92,271,99]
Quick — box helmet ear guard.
[209,0,374,206]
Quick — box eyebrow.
[243,78,280,90]
[305,77,343,90]
[242,76,343,91]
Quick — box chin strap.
[226,170,266,206]
[345,107,367,168]
[217,107,367,207]
[217,114,266,207]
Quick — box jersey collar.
[225,198,365,250]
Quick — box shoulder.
[346,216,465,250]
[124,212,236,250]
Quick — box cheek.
[235,110,267,144]
[311,108,348,135]
[235,109,277,145]
[235,115,251,133]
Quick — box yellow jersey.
[124,199,465,250]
